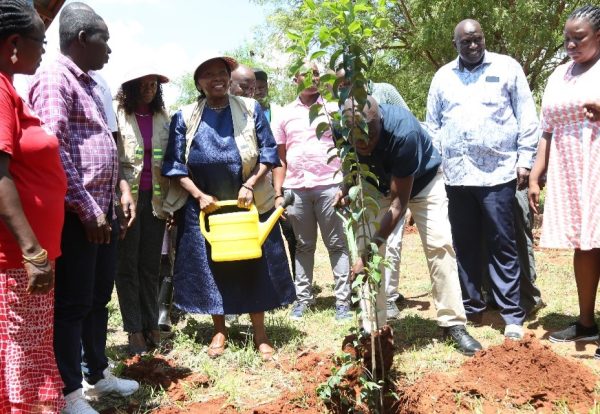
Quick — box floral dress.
[540,59,600,250]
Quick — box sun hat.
[120,65,169,86]
[193,54,239,84]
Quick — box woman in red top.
[0,1,67,412]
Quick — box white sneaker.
[62,389,98,414]
[504,324,524,341]
[83,368,139,400]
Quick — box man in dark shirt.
[337,96,482,356]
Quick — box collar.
[452,51,492,73]
[294,94,324,108]
[58,54,95,85]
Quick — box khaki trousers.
[358,172,467,332]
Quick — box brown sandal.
[256,342,275,361]
[207,334,226,358]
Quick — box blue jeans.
[446,181,525,325]
[54,212,118,395]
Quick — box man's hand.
[350,256,366,283]
[120,187,136,228]
[83,213,112,244]
[333,188,348,208]
[516,167,530,191]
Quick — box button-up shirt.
[273,96,341,189]
[425,51,538,186]
[29,55,118,222]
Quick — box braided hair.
[0,0,37,40]
[569,5,600,31]
[116,78,166,116]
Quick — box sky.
[37,0,272,105]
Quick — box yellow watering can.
[199,192,294,262]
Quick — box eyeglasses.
[24,35,47,46]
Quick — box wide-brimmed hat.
[193,55,239,84]
[120,66,169,86]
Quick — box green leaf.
[308,103,323,125]
[348,20,361,33]
[305,0,316,10]
[316,122,330,139]
[348,185,360,201]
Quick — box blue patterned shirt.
[425,51,538,186]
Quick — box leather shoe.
[443,325,483,356]
[128,332,148,356]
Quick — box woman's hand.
[528,180,542,215]
[24,260,54,295]
[196,193,219,214]
[583,100,600,122]
[238,184,254,209]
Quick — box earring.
[10,48,18,64]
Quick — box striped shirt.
[29,54,118,222]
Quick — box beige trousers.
[358,172,467,332]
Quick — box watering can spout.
[258,191,295,246]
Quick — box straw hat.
[192,55,239,84]
[120,66,169,86]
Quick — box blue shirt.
[359,105,441,198]
[425,51,538,186]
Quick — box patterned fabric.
[539,59,600,250]
[426,51,539,186]
[163,106,296,314]
[0,268,64,413]
[369,81,409,110]
[29,55,118,223]
[273,97,342,189]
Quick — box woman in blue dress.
[162,56,295,360]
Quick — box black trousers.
[54,212,118,395]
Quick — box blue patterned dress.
[162,102,296,314]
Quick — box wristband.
[241,184,254,192]
[275,195,284,199]
[23,248,48,266]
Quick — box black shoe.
[595,347,600,360]
[443,325,483,356]
[549,322,599,343]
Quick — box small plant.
[286,0,395,411]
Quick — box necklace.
[134,112,152,117]
[207,103,230,111]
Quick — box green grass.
[97,228,600,413]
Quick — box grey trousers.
[513,188,543,312]
[115,191,166,333]
[287,184,351,307]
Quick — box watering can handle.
[199,200,254,241]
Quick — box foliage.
[257,0,586,117]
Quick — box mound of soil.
[122,355,210,402]
[251,350,334,413]
[397,334,599,413]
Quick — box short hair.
[569,5,600,31]
[0,0,37,40]
[59,8,105,51]
[116,78,166,116]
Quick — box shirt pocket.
[481,77,505,106]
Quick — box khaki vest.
[163,95,275,214]
[116,107,170,219]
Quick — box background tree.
[256,0,588,118]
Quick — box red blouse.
[0,72,67,268]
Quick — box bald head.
[453,19,486,69]
[230,64,256,98]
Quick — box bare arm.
[0,153,53,294]
[528,131,552,214]
[272,144,287,207]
